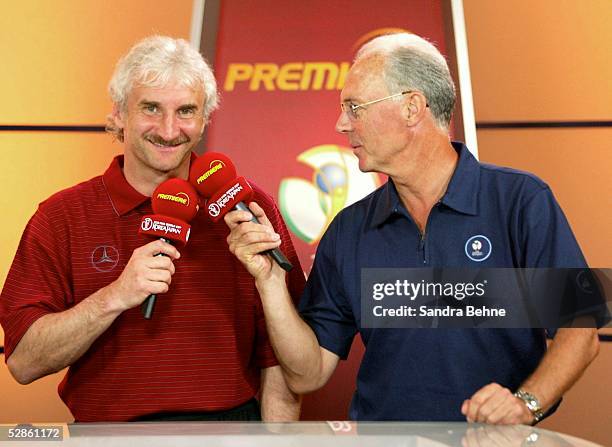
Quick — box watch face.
[515,390,541,412]
[527,399,538,409]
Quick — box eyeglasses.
[340,90,427,121]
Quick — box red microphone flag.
[188,151,293,271]
[139,178,199,245]
[189,152,256,223]
[205,176,254,222]
[188,152,237,198]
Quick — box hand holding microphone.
[225,201,287,280]
[109,239,179,314]
[138,178,199,319]
[188,152,293,272]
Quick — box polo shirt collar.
[370,141,480,227]
[103,155,148,216]
[439,141,480,216]
[102,153,198,216]
[370,180,402,228]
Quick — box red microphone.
[189,151,293,272]
[138,178,199,319]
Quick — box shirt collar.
[370,142,480,228]
[102,153,198,216]
[439,141,480,215]
[370,180,402,228]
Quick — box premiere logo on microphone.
[156,192,191,206]
[197,160,226,184]
[208,182,244,217]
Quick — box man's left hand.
[461,383,534,425]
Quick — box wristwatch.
[514,389,544,423]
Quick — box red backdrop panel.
[207,0,450,419]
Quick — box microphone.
[188,151,293,272]
[138,178,199,319]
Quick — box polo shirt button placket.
[419,235,427,265]
[421,205,439,265]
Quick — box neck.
[391,134,458,232]
[395,138,457,200]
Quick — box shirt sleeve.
[518,187,609,330]
[298,220,357,360]
[251,185,306,368]
[1,204,73,359]
[519,187,587,268]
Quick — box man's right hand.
[107,239,180,312]
[224,202,284,282]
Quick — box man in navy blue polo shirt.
[224,33,600,424]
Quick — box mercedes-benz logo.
[91,245,120,272]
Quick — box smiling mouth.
[146,137,188,149]
[150,141,182,148]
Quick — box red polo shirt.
[1,155,305,422]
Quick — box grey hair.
[356,33,456,130]
[106,35,219,141]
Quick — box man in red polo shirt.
[0,36,304,422]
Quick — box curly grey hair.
[106,35,219,141]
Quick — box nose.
[335,109,353,134]
[158,112,181,141]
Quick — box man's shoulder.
[247,180,289,228]
[319,183,387,245]
[480,162,548,189]
[334,183,386,222]
[38,175,106,215]
[249,180,275,205]
[478,162,551,202]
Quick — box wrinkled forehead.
[342,55,388,101]
[133,71,200,94]
[125,77,206,106]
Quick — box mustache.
[145,134,190,147]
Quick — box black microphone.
[138,178,199,319]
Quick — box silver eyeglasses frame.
[341,90,413,120]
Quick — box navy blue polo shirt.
[299,142,587,421]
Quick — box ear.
[401,92,428,125]
[112,103,125,128]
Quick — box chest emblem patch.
[91,245,120,272]
[464,235,492,262]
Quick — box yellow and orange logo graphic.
[279,145,381,244]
